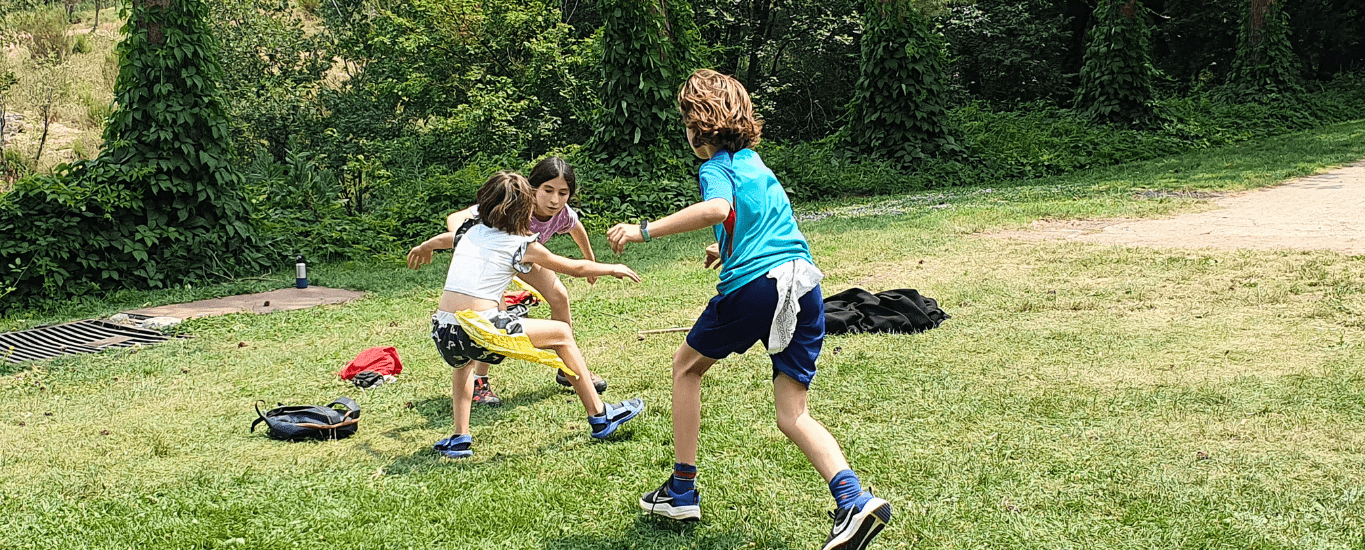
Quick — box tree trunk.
[135,0,174,44]
[1247,0,1274,65]
[742,0,774,87]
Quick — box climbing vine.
[0,0,263,308]
[591,0,702,176]
[842,0,958,164]
[1073,0,1156,124]
[1227,0,1302,99]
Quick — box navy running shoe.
[822,491,892,550]
[639,479,701,521]
[587,398,643,439]
[433,433,472,459]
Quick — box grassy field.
[2,120,1364,549]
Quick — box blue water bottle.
[295,254,309,289]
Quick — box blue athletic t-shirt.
[700,149,812,296]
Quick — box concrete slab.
[125,287,366,319]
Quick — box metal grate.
[0,320,178,364]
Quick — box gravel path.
[992,160,1365,255]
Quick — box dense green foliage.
[1074,0,1157,123]
[0,0,261,308]
[1227,0,1302,100]
[2,0,1364,306]
[590,0,702,176]
[938,0,1074,106]
[843,0,959,163]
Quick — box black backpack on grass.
[252,397,361,441]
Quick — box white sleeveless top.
[443,224,538,301]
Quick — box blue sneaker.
[639,479,701,521]
[822,491,892,550]
[433,433,472,458]
[588,398,643,439]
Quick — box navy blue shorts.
[686,276,825,388]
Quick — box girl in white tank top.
[406,171,644,458]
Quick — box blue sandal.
[433,433,473,458]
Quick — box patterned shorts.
[430,308,529,367]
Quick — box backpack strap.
[328,397,360,419]
[250,400,268,433]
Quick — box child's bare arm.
[567,221,599,284]
[607,198,730,254]
[446,206,478,233]
[522,242,639,282]
[407,232,456,270]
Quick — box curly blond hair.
[476,171,533,236]
[677,69,763,153]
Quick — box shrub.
[77,90,111,128]
[21,7,71,61]
[72,34,91,54]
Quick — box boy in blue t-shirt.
[607,69,892,550]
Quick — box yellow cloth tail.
[453,310,576,379]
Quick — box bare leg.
[519,264,572,324]
[520,318,604,415]
[450,360,482,434]
[773,373,850,482]
[671,343,717,465]
[474,363,490,377]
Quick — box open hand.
[608,264,641,282]
[703,242,721,269]
[606,223,643,254]
[407,245,434,270]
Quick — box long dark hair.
[527,156,577,199]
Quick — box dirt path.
[992,160,1365,255]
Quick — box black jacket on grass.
[823,288,949,335]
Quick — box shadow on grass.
[376,424,645,476]
[543,514,786,550]
[402,384,569,426]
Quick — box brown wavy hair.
[677,69,763,153]
[476,171,533,235]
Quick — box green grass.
[2,120,1365,549]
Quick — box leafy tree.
[1284,0,1365,80]
[691,0,862,141]
[937,0,1075,106]
[203,0,331,161]
[591,0,702,176]
[314,0,598,172]
[1074,0,1157,123]
[0,0,263,307]
[842,0,958,163]
[1227,0,1301,98]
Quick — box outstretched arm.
[407,232,455,270]
[522,242,640,282]
[567,221,599,284]
[606,198,730,254]
[446,205,478,233]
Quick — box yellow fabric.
[453,310,576,378]
[509,277,547,304]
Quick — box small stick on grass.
[637,327,690,335]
